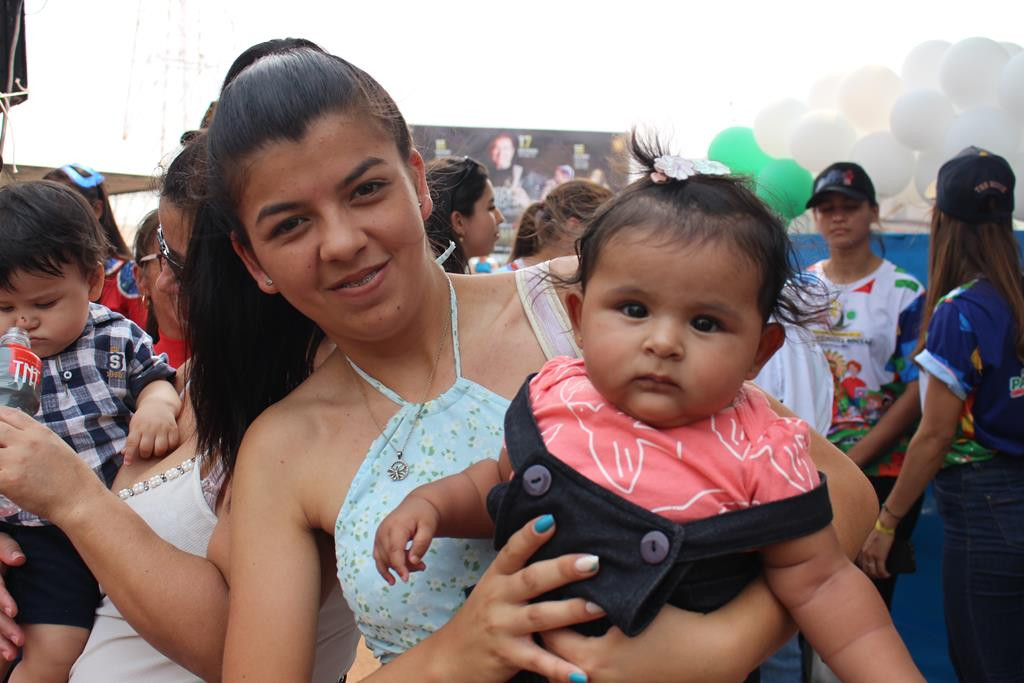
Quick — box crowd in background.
[0,36,1019,683]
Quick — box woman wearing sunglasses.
[133,213,188,372]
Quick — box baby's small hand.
[373,496,441,585]
[123,402,180,464]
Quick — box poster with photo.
[412,124,627,249]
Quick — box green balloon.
[756,158,813,220]
[707,127,771,178]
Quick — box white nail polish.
[574,555,599,573]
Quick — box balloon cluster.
[707,38,1024,222]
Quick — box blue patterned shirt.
[917,279,1024,464]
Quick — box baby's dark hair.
[572,133,818,326]
[0,180,107,290]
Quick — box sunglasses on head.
[156,225,186,279]
[60,164,105,190]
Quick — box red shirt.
[153,335,189,371]
[99,258,147,328]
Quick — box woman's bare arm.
[860,377,960,579]
[222,411,325,682]
[0,406,229,680]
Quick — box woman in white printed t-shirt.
[805,162,927,609]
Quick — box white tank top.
[71,459,359,682]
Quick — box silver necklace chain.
[352,303,451,482]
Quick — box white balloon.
[998,53,1024,121]
[888,183,926,210]
[788,110,857,174]
[753,99,809,158]
[890,89,956,151]
[939,37,1011,108]
[808,73,844,110]
[850,132,915,197]
[943,106,1023,157]
[837,66,904,132]
[914,149,946,201]
[902,40,951,90]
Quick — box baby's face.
[570,231,778,429]
[0,263,102,358]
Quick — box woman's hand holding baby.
[373,495,440,584]
[376,515,606,683]
[0,533,24,662]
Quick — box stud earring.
[264,277,273,286]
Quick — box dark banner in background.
[412,125,627,244]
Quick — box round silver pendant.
[387,459,409,481]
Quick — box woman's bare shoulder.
[450,268,557,393]
[232,369,360,531]
[451,270,516,307]
[454,259,579,323]
[238,362,352,469]
[453,271,529,337]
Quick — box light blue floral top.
[335,278,508,663]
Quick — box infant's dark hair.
[571,132,821,326]
[0,180,107,290]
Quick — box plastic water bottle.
[0,327,43,516]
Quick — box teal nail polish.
[534,514,555,533]
[569,673,588,683]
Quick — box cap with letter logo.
[934,146,1015,224]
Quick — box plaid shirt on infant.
[9,303,175,526]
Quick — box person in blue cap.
[860,146,1024,682]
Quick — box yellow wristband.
[874,519,896,535]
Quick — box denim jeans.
[760,635,803,683]
[933,457,1024,682]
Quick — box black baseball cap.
[806,162,877,208]
[935,146,1015,224]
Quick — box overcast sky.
[9,0,1023,180]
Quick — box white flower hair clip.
[650,155,730,184]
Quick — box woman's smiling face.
[232,111,436,343]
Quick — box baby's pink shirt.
[529,357,819,523]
